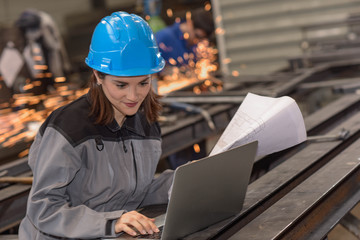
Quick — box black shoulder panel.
[39,95,161,147]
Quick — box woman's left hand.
[114,211,160,236]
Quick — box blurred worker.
[15,9,72,94]
[155,7,215,68]
[155,8,215,169]
[18,11,173,239]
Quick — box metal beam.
[184,98,360,239]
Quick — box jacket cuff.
[104,210,127,237]
[105,219,115,236]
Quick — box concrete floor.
[328,202,360,240]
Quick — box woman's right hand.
[115,211,160,236]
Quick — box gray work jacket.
[18,94,174,239]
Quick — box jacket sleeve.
[140,169,174,207]
[27,127,123,238]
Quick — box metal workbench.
[3,58,360,237]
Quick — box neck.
[114,109,126,127]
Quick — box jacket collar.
[106,113,146,137]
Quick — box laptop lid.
[110,141,258,240]
[161,140,258,239]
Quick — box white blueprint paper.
[210,93,307,157]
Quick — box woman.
[19,11,173,239]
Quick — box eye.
[140,80,150,86]
[116,83,127,88]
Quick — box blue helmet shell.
[85,11,165,76]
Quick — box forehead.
[106,74,150,82]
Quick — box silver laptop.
[112,141,258,240]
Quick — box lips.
[124,102,138,108]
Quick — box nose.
[126,86,138,101]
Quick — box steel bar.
[334,82,360,94]
[0,158,32,233]
[0,185,30,233]
[268,64,329,97]
[289,51,360,71]
[303,93,360,135]
[161,96,245,104]
[219,73,296,83]
[0,177,33,184]
[165,91,245,97]
[299,77,360,90]
[0,158,30,178]
[307,128,350,142]
[283,58,360,97]
[185,107,360,239]
[339,212,360,239]
[229,138,360,240]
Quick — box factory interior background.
[1,0,360,239]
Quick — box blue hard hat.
[85,11,165,76]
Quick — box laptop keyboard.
[135,226,163,239]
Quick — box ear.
[93,70,102,85]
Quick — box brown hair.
[88,71,162,125]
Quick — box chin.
[124,109,139,116]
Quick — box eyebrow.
[112,76,151,84]
[139,76,151,82]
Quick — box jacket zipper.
[130,141,138,195]
[119,129,137,198]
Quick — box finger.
[139,216,159,234]
[130,212,155,231]
[130,214,158,235]
[146,218,160,233]
[118,224,137,236]
[129,219,148,235]
[116,212,158,235]
[115,214,141,235]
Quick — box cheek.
[140,86,151,99]
[103,85,123,100]
[108,88,121,98]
